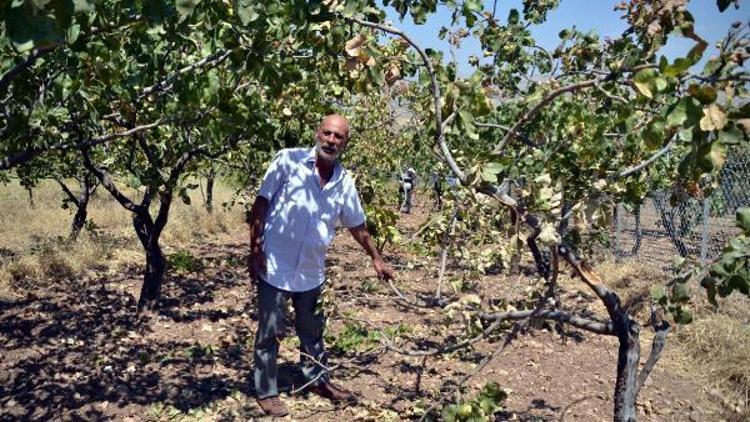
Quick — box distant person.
[247,114,395,417]
[430,170,443,211]
[399,167,417,213]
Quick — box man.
[398,167,416,213]
[430,170,443,211]
[247,114,395,417]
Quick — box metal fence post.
[614,203,623,261]
[701,197,710,264]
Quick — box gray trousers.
[253,278,328,399]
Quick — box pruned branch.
[557,243,614,308]
[383,307,613,357]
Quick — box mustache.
[318,143,338,153]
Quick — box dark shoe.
[257,396,289,417]
[308,382,355,403]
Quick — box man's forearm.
[348,223,381,260]
[249,196,269,252]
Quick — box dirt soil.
[0,196,728,421]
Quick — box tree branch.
[348,17,466,183]
[616,138,675,179]
[138,49,233,98]
[492,78,600,154]
[475,122,539,148]
[636,314,670,394]
[80,148,140,213]
[56,179,80,207]
[0,46,56,96]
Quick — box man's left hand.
[373,258,395,281]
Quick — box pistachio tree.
[338,0,749,420]
[0,0,392,313]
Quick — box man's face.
[315,116,349,162]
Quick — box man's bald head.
[318,114,350,140]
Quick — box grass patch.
[167,250,204,273]
[0,178,246,296]
[677,312,750,411]
[327,322,412,353]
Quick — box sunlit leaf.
[699,104,727,131]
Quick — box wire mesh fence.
[612,148,750,268]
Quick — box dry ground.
[0,184,746,421]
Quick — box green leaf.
[5,5,64,52]
[176,0,200,19]
[65,23,80,44]
[633,69,657,98]
[718,125,744,145]
[507,8,520,25]
[650,285,666,301]
[233,0,260,25]
[643,119,665,150]
[737,208,750,233]
[663,58,692,77]
[654,77,668,93]
[666,98,688,127]
[480,162,504,183]
[671,283,691,303]
[701,277,719,306]
[686,40,707,65]
[559,28,573,40]
[673,307,693,324]
[72,0,95,12]
[698,140,726,170]
[688,84,717,105]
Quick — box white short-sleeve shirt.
[257,147,366,292]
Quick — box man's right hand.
[248,249,266,282]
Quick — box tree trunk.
[205,167,215,213]
[630,204,642,256]
[137,242,166,314]
[613,317,640,422]
[26,186,35,209]
[133,214,166,315]
[70,204,88,239]
[69,177,96,240]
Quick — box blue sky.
[383,0,748,75]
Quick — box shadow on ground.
[0,244,263,421]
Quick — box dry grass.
[678,312,750,412]
[558,257,750,415]
[0,178,246,297]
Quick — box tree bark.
[205,166,215,213]
[133,213,167,315]
[613,316,640,422]
[69,177,97,240]
[70,200,88,239]
[137,241,166,314]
